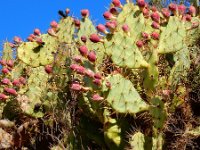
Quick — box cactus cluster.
[0,0,200,149]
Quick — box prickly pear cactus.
[0,0,200,149]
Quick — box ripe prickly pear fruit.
[136,40,144,48]
[7,60,14,68]
[89,34,102,43]
[85,69,95,78]
[13,36,22,44]
[143,8,150,18]
[112,0,122,8]
[93,78,101,86]
[169,3,177,13]
[4,88,17,96]
[0,93,8,101]
[92,93,104,101]
[151,32,159,40]
[74,19,81,28]
[70,64,79,71]
[48,28,57,37]
[87,51,97,62]
[34,28,41,36]
[94,73,102,79]
[73,56,82,63]
[151,12,160,23]
[81,35,87,43]
[0,60,7,66]
[1,78,11,85]
[189,5,196,17]
[151,6,157,12]
[142,32,149,39]
[2,68,10,74]
[185,14,192,22]
[96,24,108,34]
[103,11,116,20]
[50,21,58,28]
[178,4,186,15]
[81,9,89,17]
[151,21,160,29]
[71,83,82,91]
[45,65,53,74]
[122,24,130,33]
[35,37,45,46]
[12,79,21,87]
[76,66,85,75]
[65,8,70,15]
[105,20,117,30]
[109,7,118,15]
[137,0,146,8]
[19,77,26,85]
[79,45,88,56]
[27,36,34,42]
[161,8,170,18]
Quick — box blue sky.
[0,0,112,48]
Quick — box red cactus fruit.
[12,79,21,87]
[143,8,150,18]
[151,21,160,29]
[0,93,8,101]
[7,60,14,68]
[185,14,192,22]
[48,28,57,37]
[151,6,157,12]
[71,83,82,91]
[87,51,97,62]
[92,94,104,101]
[70,64,79,71]
[19,77,26,85]
[73,56,82,63]
[85,69,95,78]
[1,78,11,85]
[96,24,108,34]
[122,24,130,33]
[103,11,116,20]
[27,36,34,42]
[35,38,44,45]
[76,66,85,75]
[65,8,70,15]
[79,45,88,56]
[137,0,146,8]
[161,8,171,18]
[34,28,41,36]
[74,19,81,27]
[169,3,177,13]
[81,9,89,17]
[178,4,186,15]
[89,34,102,43]
[106,81,111,89]
[142,32,149,39]
[109,7,118,15]
[151,32,159,40]
[189,5,196,16]
[50,21,58,28]
[112,0,122,8]
[4,88,17,96]
[2,68,10,74]
[45,65,53,74]
[0,60,7,66]
[136,40,144,48]
[94,73,102,79]
[93,79,102,86]
[105,20,117,30]
[151,12,160,23]
[13,36,22,44]
[81,35,87,43]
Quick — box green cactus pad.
[129,132,145,150]
[104,32,149,69]
[158,16,187,54]
[150,97,167,129]
[2,42,13,60]
[103,74,149,114]
[17,34,58,67]
[57,17,75,44]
